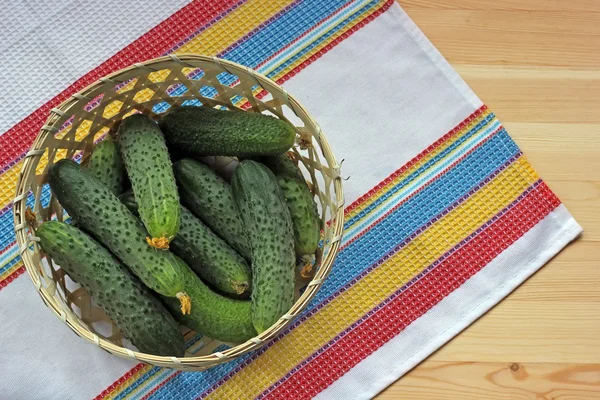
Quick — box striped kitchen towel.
[0,1,581,399]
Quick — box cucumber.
[160,106,295,157]
[117,114,180,249]
[120,190,251,296]
[85,135,126,195]
[49,159,192,314]
[260,154,320,256]
[174,158,251,260]
[162,266,256,343]
[37,221,184,356]
[232,160,296,333]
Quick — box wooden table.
[378,1,600,398]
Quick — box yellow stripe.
[0,162,22,211]
[0,261,22,281]
[102,365,153,400]
[345,109,493,221]
[176,0,294,56]
[207,157,536,399]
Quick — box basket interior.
[16,56,343,361]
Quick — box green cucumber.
[120,190,251,296]
[85,135,126,195]
[117,114,180,248]
[37,221,184,356]
[174,158,251,260]
[232,160,296,333]
[160,106,295,157]
[260,154,320,256]
[48,159,192,314]
[162,266,256,343]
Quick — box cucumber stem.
[146,236,171,250]
[177,292,192,315]
[296,132,312,150]
[299,254,316,279]
[25,207,37,228]
[230,279,249,295]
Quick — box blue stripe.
[0,185,51,268]
[303,129,519,311]
[218,0,355,65]
[147,356,253,400]
[112,366,164,400]
[0,192,34,253]
[264,0,381,79]
[0,254,21,275]
[111,334,211,400]
[258,0,368,73]
[345,112,496,229]
[344,119,501,238]
[146,129,520,400]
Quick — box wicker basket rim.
[13,54,345,368]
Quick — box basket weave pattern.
[13,54,344,370]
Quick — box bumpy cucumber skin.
[261,155,320,256]
[160,106,295,157]
[48,159,187,300]
[174,158,251,260]
[85,136,126,195]
[162,266,257,343]
[117,114,180,242]
[37,221,184,356]
[120,190,251,296]
[232,160,296,333]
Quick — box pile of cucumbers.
[37,106,321,357]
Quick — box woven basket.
[13,54,344,370]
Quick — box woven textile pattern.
[0,1,572,399]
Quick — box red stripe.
[251,0,356,70]
[0,241,15,256]
[264,182,560,399]
[93,363,147,400]
[344,104,488,215]
[0,0,240,172]
[0,266,26,292]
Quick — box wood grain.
[377,1,600,398]
[380,361,600,400]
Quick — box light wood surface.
[378,1,600,398]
